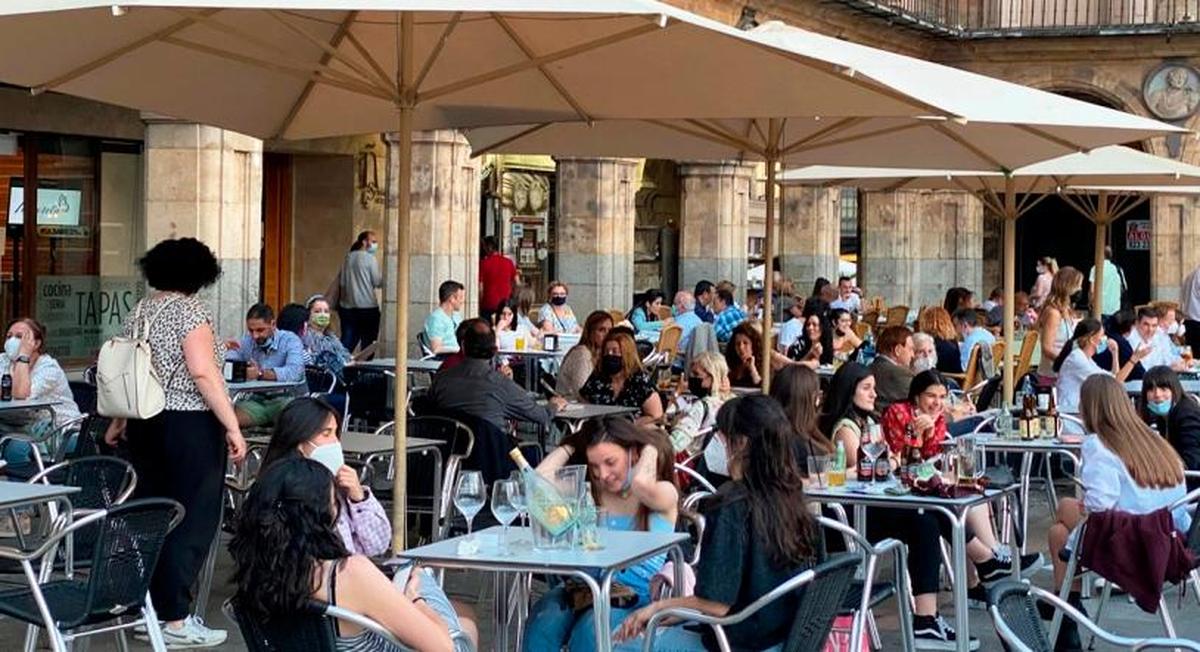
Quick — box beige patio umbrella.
[0,0,976,549]
[779,145,1200,404]
[466,19,1184,391]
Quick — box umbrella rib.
[784,120,925,155]
[275,11,359,140]
[469,123,552,157]
[344,30,397,96]
[32,8,221,94]
[749,120,768,149]
[1015,124,1088,153]
[1110,195,1148,222]
[492,13,592,123]
[417,20,664,104]
[413,12,462,95]
[687,119,762,154]
[930,124,1004,171]
[647,119,756,154]
[172,9,390,96]
[265,10,394,97]
[779,117,865,156]
[161,36,393,102]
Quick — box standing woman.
[1030,256,1058,309]
[104,238,245,648]
[1036,266,1084,379]
[332,231,384,353]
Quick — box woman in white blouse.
[1053,318,1149,417]
[0,318,82,467]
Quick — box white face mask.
[4,337,22,360]
[306,442,345,476]
[912,356,935,373]
[704,433,730,477]
[1167,322,1181,336]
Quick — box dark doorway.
[1015,195,1150,309]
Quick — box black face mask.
[601,354,623,376]
[550,296,568,306]
[688,376,711,398]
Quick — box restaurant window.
[0,134,143,367]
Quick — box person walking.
[478,235,518,323]
[1089,246,1126,323]
[330,231,383,354]
[1181,261,1200,355]
[104,237,246,648]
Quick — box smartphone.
[390,561,414,590]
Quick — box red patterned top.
[881,401,948,461]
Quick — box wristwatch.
[14,355,30,364]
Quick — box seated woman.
[612,395,820,651]
[819,362,878,468]
[1054,318,1149,418]
[580,331,664,424]
[230,456,458,652]
[258,397,479,648]
[538,281,582,334]
[492,299,536,349]
[1140,365,1200,485]
[829,308,862,359]
[1093,309,1143,381]
[1047,374,1193,647]
[724,322,797,389]
[525,419,678,652]
[668,352,731,455]
[304,295,354,379]
[917,306,963,375]
[558,311,613,399]
[771,364,835,458]
[786,310,834,368]
[0,318,82,469]
[514,287,542,339]
[629,289,672,338]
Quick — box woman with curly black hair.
[231,456,455,652]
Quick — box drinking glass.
[508,470,528,525]
[807,455,831,489]
[491,479,520,554]
[861,441,888,485]
[453,471,485,538]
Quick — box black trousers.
[338,306,381,354]
[865,507,975,597]
[127,410,225,621]
[1185,320,1200,357]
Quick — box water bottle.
[995,403,1013,438]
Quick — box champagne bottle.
[509,448,575,537]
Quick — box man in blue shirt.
[423,280,464,354]
[670,290,703,368]
[952,308,995,371]
[712,288,746,343]
[693,280,716,323]
[225,303,306,426]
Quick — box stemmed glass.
[453,471,485,539]
[491,479,520,554]
[509,470,528,525]
[861,438,888,485]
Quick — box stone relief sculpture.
[1144,63,1200,121]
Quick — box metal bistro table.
[550,403,640,435]
[226,379,305,402]
[1126,378,1200,395]
[0,399,62,469]
[0,483,79,595]
[806,480,1020,652]
[498,348,564,392]
[398,526,688,652]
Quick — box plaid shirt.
[713,305,747,343]
[336,490,392,557]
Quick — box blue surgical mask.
[307,442,345,475]
[4,337,20,360]
[367,242,379,255]
[1095,338,1108,354]
[1148,399,1173,418]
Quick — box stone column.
[678,161,753,291]
[555,157,640,315]
[143,120,263,338]
[779,185,840,287]
[859,190,983,309]
[1151,193,1200,301]
[381,130,480,357]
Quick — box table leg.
[193,501,223,618]
[1019,451,1033,554]
[570,571,612,652]
[951,509,969,652]
[493,572,510,651]
[430,449,445,541]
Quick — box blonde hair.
[917,306,957,341]
[690,352,732,400]
[1079,375,1185,489]
[1039,266,1083,327]
[1038,256,1059,275]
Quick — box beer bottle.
[1045,390,1060,438]
[856,431,873,482]
[904,422,923,467]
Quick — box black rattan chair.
[641,552,861,652]
[988,580,1200,652]
[0,498,184,652]
[27,456,137,569]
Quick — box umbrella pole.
[1092,191,1109,320]
[1003,176,1017,407]
[761,133,779,393]
[391,10,414,553]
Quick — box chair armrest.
[1027,585,1200,651]
[1169,484,1200,511]
[324,604,407,649]
[643,607,732,652]
[674,465,717,494]
[0,509,105,562]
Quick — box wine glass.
[862,440,888,485]
[453,471,485,538]
[508,470,528,525]
[491,479,520,554]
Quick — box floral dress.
[579,371,656,410]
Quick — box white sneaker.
[161,615,228,649]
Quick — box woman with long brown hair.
[557,310,613,398]
[769,364,834,455]
[527,418,678,652]
[1037,266,1084,378]
[580,331,664,424]
[1047,374,1191,609]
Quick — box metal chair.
[674,462,718,494]
[0,498,184,652]
[305,365,338,394]
[62,414,113,460]
[27,456,137,566]
[641,552,861,652]
[225,596,450,652]
[885,305,909,327]
[416,331,435,358]
[0,414,88,480]
[988,580,1200,652]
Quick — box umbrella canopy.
[0,0,986,554]
[780,145,1200,405]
